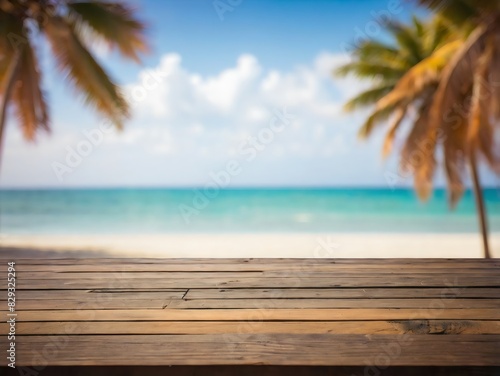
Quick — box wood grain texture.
[5,269,500,278]
[166,298,500,309]
[3,258,498,264]
[12,308,500,321]
[5,320,500,335]
[1,258,499,367]
[2,366,498,376]
[184,287,500,299]
[14,334,500,366]
[12,276,500,289]
[0,290,186,301]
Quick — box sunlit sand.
[1,233,498,258]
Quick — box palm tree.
[413,0,500,258]
[0,0,148,164]
[338,8,500,258]
[335,16,461,196]
[335,16,494,258]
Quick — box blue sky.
[2,0,499,188]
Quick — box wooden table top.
[1,258,499,367]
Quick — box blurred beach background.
[1,0,499,258]
[1,188,499,257]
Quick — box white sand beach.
[1,233,499,258]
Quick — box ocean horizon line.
[1,187,499,236]
[1,186,499,192]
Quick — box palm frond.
[425,16,456,52]
[428,21,493,139]
[412,16,426,39]
[11,39,49,140]
[418,0,480,26]
[382,106,407,157]
[489,31,500,120]
[443,119,468,207]
[353,41,407,68]
[343,84,394,112]
[477,121,500,172]
[400,100,436,201]
[434,85,470,207]
[376,40,461,111]
[469,33,500,171]
[468,33,494,142]
[387,21,424,64]
[0,10,24,82]
[357,105,395,139]
[44,16,129,128]
[335,61,405,80]
[67,1,149,63]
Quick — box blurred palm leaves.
[336,3,500,257]
[418,0,500,196]
[336,16,461,200]
[0,0,148,147]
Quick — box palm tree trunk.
[0,49,22,169]
[469,147,491,259]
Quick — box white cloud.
[198,54,261,111]
[1,51,388,187]
[125,50,359,160]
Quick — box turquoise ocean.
[0,188,499,235]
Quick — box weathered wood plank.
[13,308,500,321]
[2,258,499,368]
[11,265,500,275]
[5,320,499,335]
[11,276,499,289]
[0,271,267,279]
[184,287,500,299]
[5,270,500,280]
[166,298,500,309]
[13,334,500,366]
[3,258,498,265]
[11,299,171,310]
[11,298,499,310]
[5,287,495,302]
[0,290,186,301]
